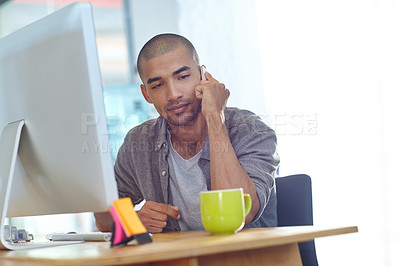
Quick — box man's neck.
[168,115,207,159]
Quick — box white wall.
[129,0,180,84]
[256,0,400,265]
[129,0,266,116]
[177,0,266,116]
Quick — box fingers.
[195,71,220,100]
[167,204,181,218]
[225,87,231,98]
[204,71,215,81]
[196,77,229,102]
[195,86,204,100]
[197,71,227,94]
[138,201,180,233]
[195,70,230,118]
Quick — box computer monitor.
[0,3,118,248]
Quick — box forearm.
[206,112,260,224]
[94,211,113,232]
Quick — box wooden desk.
[0,226,357,266]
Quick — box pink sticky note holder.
[109,206,152,247]
[109,207,127,246]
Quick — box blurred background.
[1,0,399,264]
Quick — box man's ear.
[140,84,153,104]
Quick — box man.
[95,33,279,233]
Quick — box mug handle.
[244,193,252,216]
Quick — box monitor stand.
[0,121,82,250]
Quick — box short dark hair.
[137,33,199,81]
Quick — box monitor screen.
[0,2,118,220]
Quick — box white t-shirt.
[167,133,207,231]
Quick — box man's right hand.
[138,201,180,233]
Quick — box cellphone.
[200,65,206,80]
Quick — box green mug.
[200,188,252,234]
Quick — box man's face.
[140,46,201,127]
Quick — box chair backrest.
[276,174,318,265]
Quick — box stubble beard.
[166,98,202,127]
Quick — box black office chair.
[276,174,318,266]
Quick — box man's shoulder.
[224,107,272,131]
[224,107,255,117]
